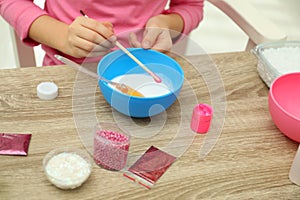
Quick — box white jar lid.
[37,82,58,100]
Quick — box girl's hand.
[129,27,172,52]
[63,16,116,58]
[129,14,183,52]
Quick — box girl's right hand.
[63,16,116,58]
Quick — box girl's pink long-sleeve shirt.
[0,0,204,66]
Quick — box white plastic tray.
[253,41,300,87]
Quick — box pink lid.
[190,103,213,134]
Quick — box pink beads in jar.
[93,123,130,171]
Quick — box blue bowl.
[97,48,184,118]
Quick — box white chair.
[0,17,36,68]
[1,0,287,68]
[11,30,36,67]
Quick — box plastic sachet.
[123,146,176,189]
[0,133,32,156]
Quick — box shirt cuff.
[163,6,203,36]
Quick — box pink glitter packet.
[123,146,177,189]
[0,133,32,156]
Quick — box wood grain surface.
[0,52,299,199]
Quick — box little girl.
[0,0,204,65]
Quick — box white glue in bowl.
[43,147,92,190]
[109,74,171,98]
[97,48,184,118]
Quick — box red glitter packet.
[123,146,176,189]
[0,133,32,156]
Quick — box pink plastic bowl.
[269,72,300,142]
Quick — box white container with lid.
[253,41,300,87]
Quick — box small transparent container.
[252,41,300,87]
[290,144,300,186]
[43,147,92,190]
[93,122,130,171]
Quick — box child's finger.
[78,17,115,41]
[129,32,142,48]
[141,28,161,49]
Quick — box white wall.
[0,16,18,69]
[190,0,300,54]
[0,0,45,68]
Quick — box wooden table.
[0,52,299,199]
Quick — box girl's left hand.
[129,27,172,52]
[130,14,180,52]
[129,13,183,52]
